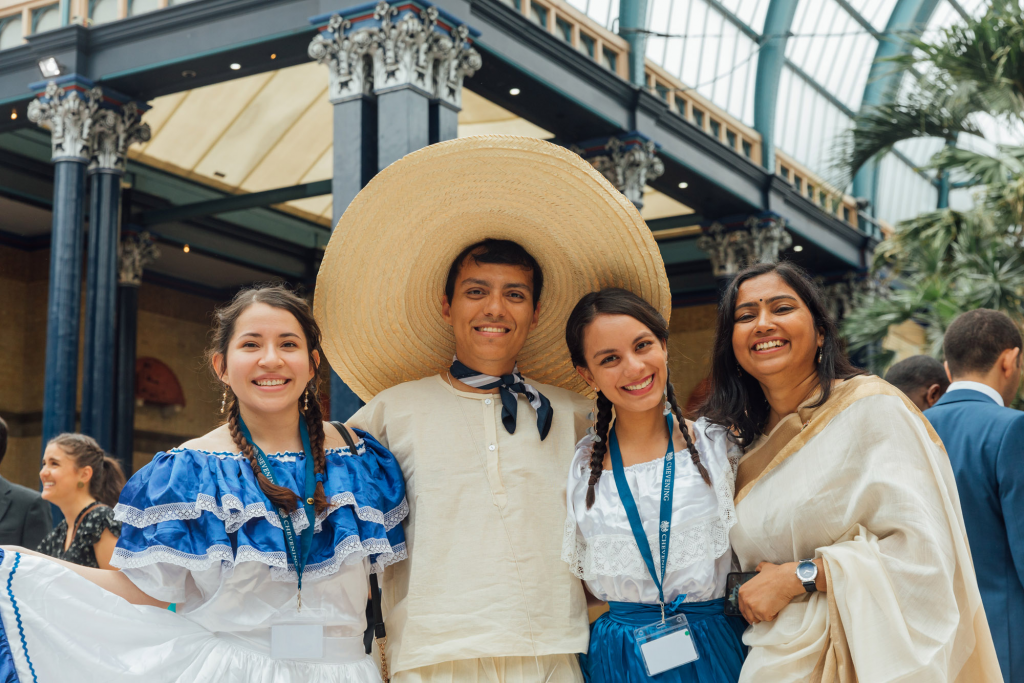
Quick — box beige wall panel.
[667,304,718,409]
[298,143,333,184]
[193,64,327,188]
[0,278,28,414]
[3,437,41,490]
[283,194,332,218]
[141,73,274,173]
[240,88,331,193]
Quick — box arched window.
[90,0,119,26]
[32,5,60,34]
[0,15,23,50]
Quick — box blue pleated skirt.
[580,598,747,683]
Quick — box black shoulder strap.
[330,421,387,642]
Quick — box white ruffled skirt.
[0,551,381,682]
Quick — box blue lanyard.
[609,412,676,618]
[238,416,316,607]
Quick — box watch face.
[796,562,816,581]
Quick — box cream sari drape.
[730,375,1001,682]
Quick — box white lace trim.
[112,536,407,583]
[167,444,367,458]
[114,495,309,534]
[313,495,409,533]
[562,418,740,582]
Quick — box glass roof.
[569,0,1007,226]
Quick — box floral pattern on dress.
[38,505,122,568]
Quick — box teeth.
[624,376,654,391]
[755,340,785,351]
[477,327,508,333]
[256,379,287,386]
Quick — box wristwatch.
[796,559,818,593]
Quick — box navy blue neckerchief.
[609,412,676,621]
[238,415,316,607]
[449,359,553,440]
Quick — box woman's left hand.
[737,561,805,625]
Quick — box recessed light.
[182,69,197,78]
[677,182,688,189]
[9,110,16,120]
[509,88,520,96]
[230,63,242,70]
[270,53,277,60]
[793,245,803,252]
[183,244,190,253]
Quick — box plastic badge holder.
[634,614,699,676]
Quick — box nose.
[753,305,775,334]
[259,344,283,367]
[623,351,647,377]
[481,291,507,318]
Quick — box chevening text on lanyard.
[609,412,699,677]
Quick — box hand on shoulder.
[324,421,360,450]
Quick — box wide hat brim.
[315,135,671,401]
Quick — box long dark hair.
[207,284,330,516]
[566,288,711,509]
[699,262,863,447]
[48,433,127,508]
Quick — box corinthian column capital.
[118,232,160,286]
[91,100,151,174]
[27,81,102,162]
[309,0,481,106]
[571,133,664,208]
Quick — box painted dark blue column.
[41,159,87,445]
[429,100,459,145]
[81,169,121,449]
[377,87,431,169]
[619,0,649,88]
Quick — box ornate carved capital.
[27,81,101,162]
[695,214,793,277]
[118,232,160,286]
[309,0,481,106]
[91,101,151,173]
[571,134,664,208]
[819,271,884,321]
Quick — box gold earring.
[817,347,823,364]
[221,387,228,414]
[77,481,85,489]
[303,389,309,411]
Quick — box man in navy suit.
[925,309,1024,682]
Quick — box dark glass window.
[579,32,595,57]
[556,17,572,43]
[780,165,790,180]
[795,176,803,192]
[742,140,752,158]
[602,47,617,71]
[655,83,669,101]
[709,119,721,138]
[726,130,737,148]
[530,3,547,27]
[692,108,704,127]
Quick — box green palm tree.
[838,0,1024,364]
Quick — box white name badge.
[634,615,699,676]
[270,624,324,660]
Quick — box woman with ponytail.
[562,288,746,683]
[0,284,408,683]
[37,433,126,568]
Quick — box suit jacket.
[926,389,1024,682]
[0,476,52,549]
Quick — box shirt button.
[488,444,496,451]
[485,399,492,405]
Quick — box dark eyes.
[734,304,795,322]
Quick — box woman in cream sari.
[700,261,1000,682]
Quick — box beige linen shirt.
[349,374,592,674]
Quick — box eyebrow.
[591,332,652,359]
[461,278,533,292]
[735,294,797,311]
[238,332,300,338]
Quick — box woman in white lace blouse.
[562,289,746,683]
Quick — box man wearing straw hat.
[315,135,671,682]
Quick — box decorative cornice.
[27,81,100,162]
[118,231,160,286]
[695,213,793,277]
[309,0,480,107]
[571,132,664,208]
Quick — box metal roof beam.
[137,180,332,226]
[753,0,800,172]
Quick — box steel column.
[113,281,138,473]
[41,159,87,447]
[619,0,650,88]
[753,0,800,172]
[377,88,431,170]
[81,169,121,449]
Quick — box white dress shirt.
[945,380,1004,406]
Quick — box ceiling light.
[509,88,520,96]
[9,110,16,120]
[37,57,62,78]
[182,69,196,78]
[270,53,277,60]
[793,245,803,252]
[230,63,241,71]
[677,182,688,189]
[183,244,190,253]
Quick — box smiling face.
[577,314,668,415]
[39,444,89,505]
[441,258,540,374]
[213,302,318,418]
[731,272,822,384]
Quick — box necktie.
[449,358,553,440]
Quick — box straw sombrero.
[314,135,670,401]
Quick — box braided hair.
[566,288,711,509]
[209,285,331,516]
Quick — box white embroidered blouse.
[562,417,741,604]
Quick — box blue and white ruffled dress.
[0,430,407,683]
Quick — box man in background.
[884,354,950,411]
[925,309,1024,682]
[0,417,52,548]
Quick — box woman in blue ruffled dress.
[0,284,407,682]
[562,289,746,683]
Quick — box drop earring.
[304,389,309,411]
[220,387,227,414]
[817,347,823,364]
[663,386,672,416]
[586,406,602,443]
[736,364,743,378]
